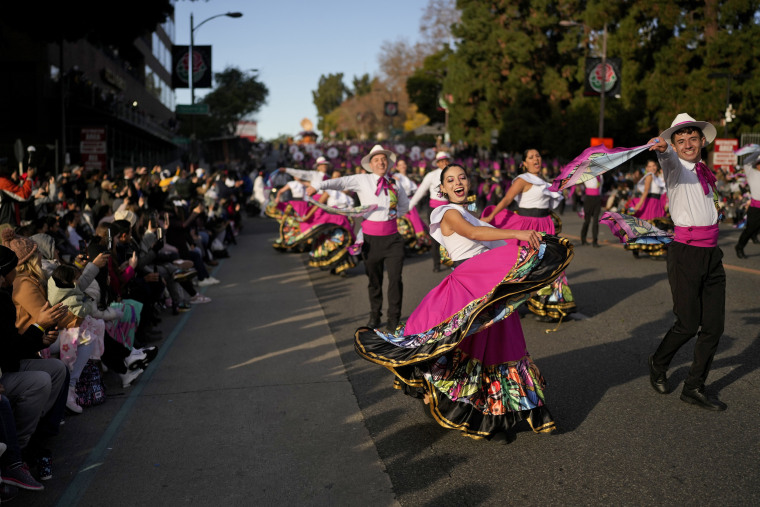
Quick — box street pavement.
[20,202,760,506]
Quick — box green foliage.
[351,74,373,96]
[180,68,268,139]
[436,0,760,155]
[407,47,452,124]
[312,73,350,132]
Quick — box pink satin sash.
[751,199,760,209]
[674,224,719,247]
[362,219,397,236]
[585,188,600,196]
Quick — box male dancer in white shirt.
[409,151,450,271]
[735,157,760,259]
[306,145,409,331]
[647,113,727,411]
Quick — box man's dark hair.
[670,126,704,143]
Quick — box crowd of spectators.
[0,158,250,502]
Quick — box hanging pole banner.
[584,57,622,96]
[172,45,212,89]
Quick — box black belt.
[516,207,551,218]
[646,193,662,198]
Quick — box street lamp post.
[560,20,608,139]
[708,72,749,136]
[189,11,243,105]
[187,11,242,167]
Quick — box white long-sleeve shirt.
[409,168,443,209]
[392,172,418,197]
[285,168,328,188]
[745,164,760,201]
[314,173,409,221]
[657,146,718,227]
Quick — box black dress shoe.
[680,386,727,411]
[592,242,601,248]
[367,317,381,329]
[648,355,669,394]
[433,266,442,272]
[387,320,399,333]
[735,244,747,259]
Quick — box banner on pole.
[172,45,212,89]
[584,57,621,96]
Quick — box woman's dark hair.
[439,163,468,185]
[51,264,78,289]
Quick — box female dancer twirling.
[355,164,574,439]
[481,149,576,324]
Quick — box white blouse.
[515,173,562,209]
[429,204,506,261]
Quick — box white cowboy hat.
[434,151,451,162]
[360,145,396,172]
[313,156,330,169]
[659,113,717,145]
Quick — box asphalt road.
[306,208,760,506]
[20,203,760,507]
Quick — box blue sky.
[173,0,429,141]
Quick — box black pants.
[737,206,760,249]
[652,242,725,390]
[580,195,601,243]
[431,237,442,268]
[361,233,405,322]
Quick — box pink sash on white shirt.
[673,224,719,247]
[362,219,397,236]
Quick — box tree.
[407,46,453,125]
[418,0,461,52]
[180,67,268,139]
[441,0,760,157]
[312,73,350,133]
[352,74,373,96]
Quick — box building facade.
[0,11,182,177]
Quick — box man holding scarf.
[306,145,409,332]
[646,113,727,411]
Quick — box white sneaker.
[120,368,144,388]
[125,349,148,370]
[197,277,219,287]
[190,294,211,304]
[66,386,83,414]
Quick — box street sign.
[712,138,738,170]
[80,127,107,171]
[176,104,209,115]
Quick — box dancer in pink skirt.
[355,164,574,439]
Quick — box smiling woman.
[355,163,575,440]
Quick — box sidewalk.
[52,217,397,506]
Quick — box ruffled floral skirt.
[623,215,672,258]
[308,225,357,276]
[355,235,574,439]
[397,207,432,255]
[481,207,576,322]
